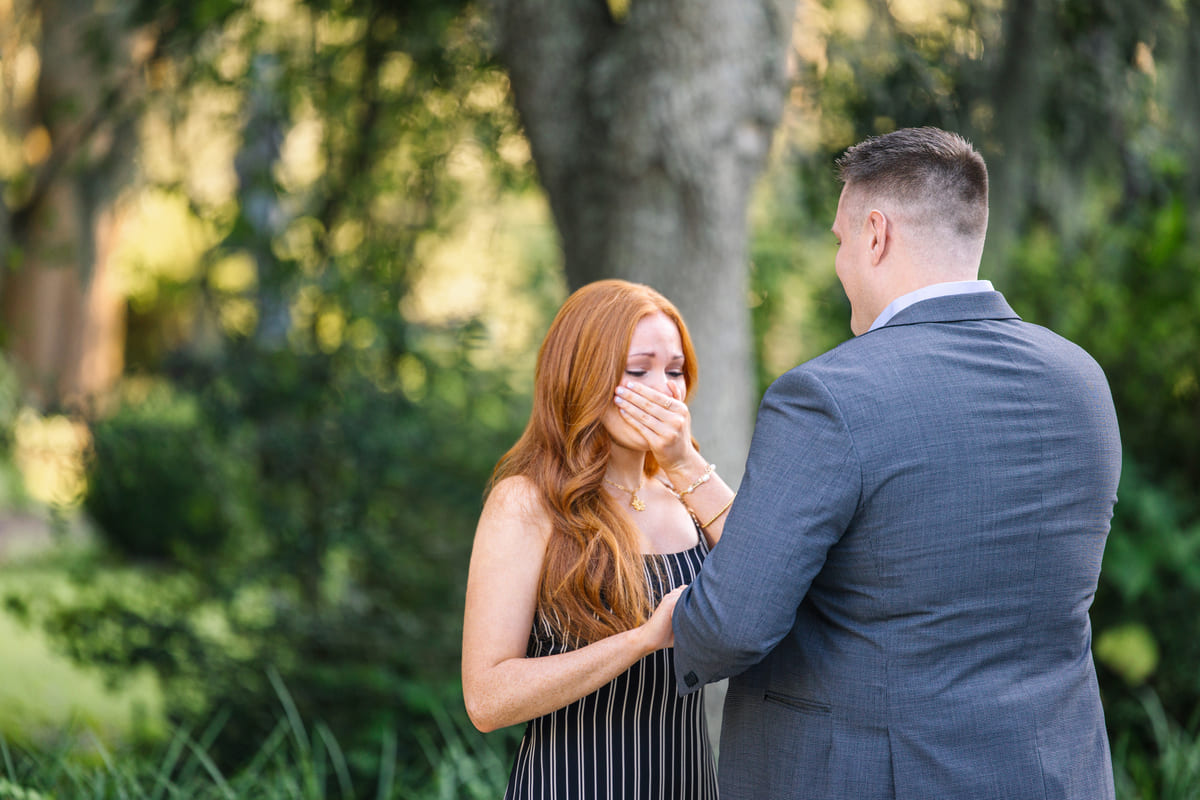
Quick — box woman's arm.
[461,475,683,733]
[659,456,736,547]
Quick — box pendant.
[630,494,646,512]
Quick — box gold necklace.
[604,473,647,511]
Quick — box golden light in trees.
[606,0,630,23]
[316,308,346,353]
[21,125,50,166]
[12,410,90,508]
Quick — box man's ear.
[867,209,889,266]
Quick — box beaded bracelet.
[678,463,716,497]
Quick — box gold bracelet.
[699,493,736,528]
[678,463,716,497]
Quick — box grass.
[0,682,513,800]
[0,564,166,755]
[1113,691,1200,800]
[3,693,1198,800]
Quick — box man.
[672,127,1121,799]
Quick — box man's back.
[687,292,1121,799]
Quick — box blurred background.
[1,0,1198,796]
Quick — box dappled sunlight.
[316,307,347,352]
[400,107,562,373]
[277,112,326,192]
[218,297,260,338]
[20,125,50,166]
[112,190,216,307]
[12,409,89,509]
[139,85,241,208]
[380,51,415,92]
[210,252,258,294]
[396,353,428,402]
[406,187,561,369]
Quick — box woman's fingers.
[614,383,694,471]
[616,383,686,425]
[644,585,687,650]
[616,394,676,445]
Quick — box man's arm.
[672,367,861,693]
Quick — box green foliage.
[999,184,1200,780]
[0,356,30,511]
[749,162,852,390]
[84,389,253,562]
[0,567,165,752]
[1089,461,1200,779]
[1113,691,1200,800]
[14,0,539,789]
[4,683,1196,799]
[1003,190,1200,489]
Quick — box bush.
[42,333,527,790]
[1091,461,1200,779]
[84,388,253,563]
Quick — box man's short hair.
[836,127,988,240]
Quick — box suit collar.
[877,290,1021,329]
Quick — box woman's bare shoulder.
[480,475,552,545]
[486,474,546,513]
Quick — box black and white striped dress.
[504,533,719,800]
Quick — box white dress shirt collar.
[868,280,994,332]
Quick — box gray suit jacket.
[673,292,1121,799]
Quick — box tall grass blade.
[315,722,353,799]
[1133,688,1200,800]
[267,667,311,759]
[375,727,396,800]
[171,710,230,791]
[150,725,193,800]
[238,719,291,785]
[184,740,236,800]
[1,734,15,779]
[419,705,509,799]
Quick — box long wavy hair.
[489,280,699,644]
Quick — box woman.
[462,280,735,799]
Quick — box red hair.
[489,280,698,643]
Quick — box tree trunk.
[981,0,1048,275]
[0,0,141,411]
[489,0,795,487]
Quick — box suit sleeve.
[672,366,861,694]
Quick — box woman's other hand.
[639,584,686,653]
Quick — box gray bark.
[490,0,795,487]
[980,0,1048,276]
